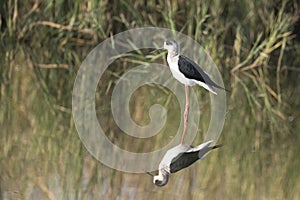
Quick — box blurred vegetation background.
[1,0,300,199]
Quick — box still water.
[1,44,299,200]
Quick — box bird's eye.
[155,180,162,186]
[166,40,172,45]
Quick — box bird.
[160,39,228,144]
[147,140,222,187]
[162,39,227,95]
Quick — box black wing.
[169,144,223,173]
[178,55,227,90]
[169,151,200,173]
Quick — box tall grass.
[1,0,300,199]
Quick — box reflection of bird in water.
[147,140,222,187]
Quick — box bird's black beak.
[146,171,155,177]
[150,47,164,54]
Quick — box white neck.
[167,53,179,66]
[167,49,178,58]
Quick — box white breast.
[159,144,190,172]
[167,55,196,86]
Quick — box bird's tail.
[195,80,230,95]
[195,81,217,95]
[211,83,230,93]
[211,144,223,149]
[198,144,223,160]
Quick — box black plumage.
[178,55,227,91]
[170,151,199,173]
[169,144,223,173]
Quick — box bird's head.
[163,39,179,55]
[153,172,169,187]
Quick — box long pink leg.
[181,85,189,144]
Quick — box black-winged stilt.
[162,39,227,143]
[163,39,227,94]
[147,140,222,187]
